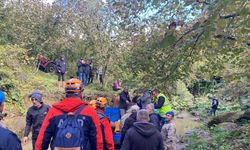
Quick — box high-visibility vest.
[156,93,172,117]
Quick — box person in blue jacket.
[0,90,22,150]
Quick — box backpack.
[54,104,87,150]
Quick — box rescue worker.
[95,97,115,150]
[35,78,103,150]
[152,89,172,125]
[0,90,22,150]
[23,90,50,150]
[161,111,176,150]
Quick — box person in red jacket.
[35,78,103,150]
[95,97,115,150]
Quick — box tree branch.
[215,34,236,41]
[220,13,238,19]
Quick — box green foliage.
[186,123,250,150]
[0,45,58,115]
[172,80,193,111]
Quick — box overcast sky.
[43,0,54,4]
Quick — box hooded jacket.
[121,112,137,144]
[35,97,103,150]
[121,122,164,150]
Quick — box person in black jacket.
[88,60,94,85]
[78,59,88,87]
[0,90,22,150]
[121,109,164,150]
[209,97,219,116]
[56,56,67,88]
[23,90,50,150]
[146,103,161,131]
[121,111,137,144]
[119,86,131,117]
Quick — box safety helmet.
[0,90,5,104]
[65,78,83,93]
[96,97,108,108]
[89,100,97,109]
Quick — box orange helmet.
[65,78,83,93]
[89,100,97,109]
[96,97,108,108]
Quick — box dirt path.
[175,111,201,150]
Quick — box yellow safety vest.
[156,93,172,117]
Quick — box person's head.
[0,90,6,113]
[65,78,83,98]
[146,103,154,114]
[60,56,64,61]
[212,95,217,100]
[151,89,160,98]
[165,111,174,123]
[137,109,150,122]
[29,90,43,108]
[89,100,97,109]
[96,97,108,109]
[124,86,129,93]
[130,105,140,113]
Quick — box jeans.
[79,72,87,87]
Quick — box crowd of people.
[56,56,104,88]
[0,69,219,150]
[0,78,178,150]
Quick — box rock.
[218,122,238,131]
[190,117,200,121]
[207,112,244,127]
[194,130,211,140]
[181,129,211,143]
[237,109,250,121]
[194,111,201,117]
[239,94,250,110]
[176,116,184,119]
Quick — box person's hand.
[126,100,129,104]
[23,136,29,144]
